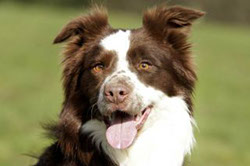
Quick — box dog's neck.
[82,96,195,166]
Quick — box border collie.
[34,5,204,166]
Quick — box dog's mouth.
[104,105,152,149]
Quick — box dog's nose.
[104,84,130,104]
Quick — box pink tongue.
[106,116,137,149]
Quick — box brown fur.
[34,5,204,166]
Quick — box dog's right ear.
[53,6,109,44]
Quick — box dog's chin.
[102,105,153,150]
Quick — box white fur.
[82,97,195,166]
[82,30,195,166]
[100,30,131,78]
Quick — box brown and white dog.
[34,5,204,166]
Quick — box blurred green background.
[0,0,250,166]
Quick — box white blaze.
[100,30,131,72]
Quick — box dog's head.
[53,5,204,153]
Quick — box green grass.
[0,2,249,166]
[191,23,250,166]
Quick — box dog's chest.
[106,98,194,166]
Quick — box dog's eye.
[138,62,152,70]
[92,63,104,73]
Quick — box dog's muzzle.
[98,76,153,150]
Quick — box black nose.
[104,84,130,104]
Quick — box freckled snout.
[104,83,131,104]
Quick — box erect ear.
[53,6,109,44]
[143,5,205,42]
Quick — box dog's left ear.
[53,6,109,44]
[143,6,205,42]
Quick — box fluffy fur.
[34,5,204,166]
[82,96,195,166]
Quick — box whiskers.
[89,96,99,119]
[90,102,98,119]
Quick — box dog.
[34,5,204,166]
